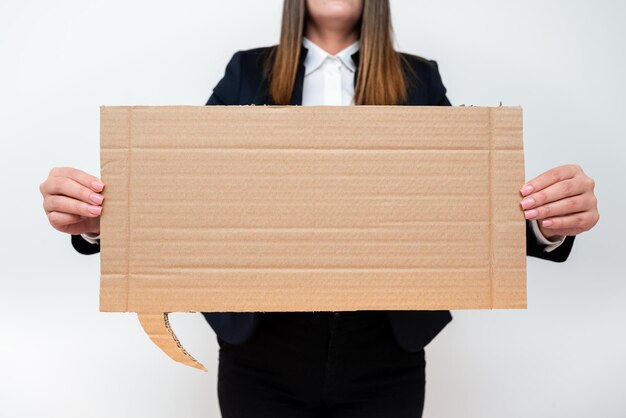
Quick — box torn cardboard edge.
[137,313,206,371]
[100,105,526,370]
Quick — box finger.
[520,164,580,197]
[524,195,590,220]
[539,211,597,232]
[540,228,579,237]
[521,179,586,210]
[44,195,102,217]
[47,211,85,227]
[43,176,104,205]
[57,223,95,235]
[50,166,104,192]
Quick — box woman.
[40,0,599,416]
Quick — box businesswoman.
[40,0,599,417]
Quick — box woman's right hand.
[40,167,105,235]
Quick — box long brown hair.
[265,0,408,105]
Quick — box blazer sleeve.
[206,52,243,105]
[428,60,452,106]
[71,234,100,255]
[526,221,575,262]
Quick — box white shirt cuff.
[529,219,566,252]
[80,232,101,245]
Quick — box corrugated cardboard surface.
[101,106,526,314]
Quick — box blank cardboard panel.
[100,105,526,370]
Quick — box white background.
[1,1,625,417]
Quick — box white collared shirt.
[81,39,565,252]
[301,37,360,106]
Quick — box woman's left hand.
[519,164,599,238]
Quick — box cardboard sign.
[100,105,526,370]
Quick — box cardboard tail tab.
[137,313,207,371]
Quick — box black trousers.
[217,311,426,418]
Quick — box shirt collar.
[302,37,360,76]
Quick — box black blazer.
[72,45,575,352]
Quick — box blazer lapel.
[351,49,360,88]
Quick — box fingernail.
[524,209,538,219]
[90,193,104,205]
[542,219,553,227]
[92,180,105,192]
[520,184,534,196]
[520,197,535,209]
[88,205,102,215]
